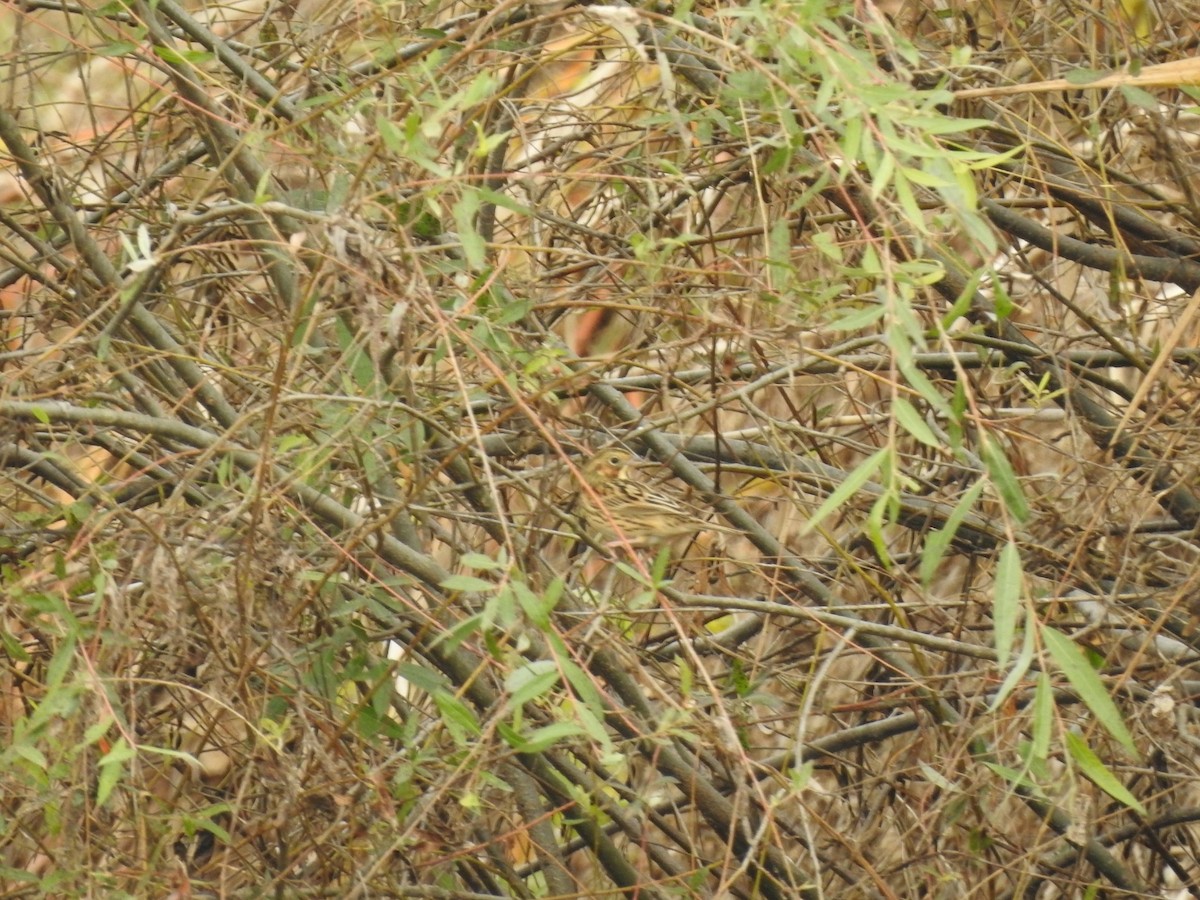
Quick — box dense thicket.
[4,0,1200,895]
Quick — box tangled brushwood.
[4,0,1200,896]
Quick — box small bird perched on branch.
[578,448,742,547]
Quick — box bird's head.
[583,448,632,483]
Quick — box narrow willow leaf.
[866,487,896,566]
[506,662,560,708]
[901,163,951,188]
[801,448,885,535]
[440,574,493,592]
[870,150,895,200]
[980,434,1030,522]
[96,40,138,57]
[453,189,486,269]
[549,633,605,711]
[566,698,610,745]
[841,114,864,165]
[989,625,1034,711]
[1030,670,1053,764]
[1065,732,1146,814]
[962,144,1025,170]
[893,396,938,447]
[515,577,560,629]
[429,611,485,652]
[981,760,1041,794]
[394,663,452,694]
[1064,67,1108,84]
[889,326,953,416]
[829,302,886,331]
[433,691,482,741]
[1043,627,1137,755]
[95,737,135,807]
[940,268,984,329]
[993,542,1023,667]
[920,479,986,586]
[501,721,586,753]
[1119,84,1159,110]
[460,552,503,570]
[894,169,923,229]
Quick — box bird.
[577,448,743,547]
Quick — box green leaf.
[440,574,494,592]
[993,542,1023,667]
[1042,627,1137,755]
[253,167,273,204]
[180,805,234,842]
[990,276,1014,319]
[1064,67,1109,84]
[870,149,895,200]
[500,721,585,753]
[1118,84,1159,110]
[551,634,605,713]
[334,316,375,390]
[1030,671,1053,765]
[981,759,1041,794]
[377,116,405,154]
[801,448,885,535]
[939,268,984,329]
[433,691,482,741]
[865,486,896,566]
[902,164,952,189]
[980,434,1029,522]
[459,552,501,571]
[840,114,863,165]
[94,763,121,811]
[45,633,77,688]
[11,742,48,771]
[894,170,925,226]
[484,583,519,629]
[394,663,452,695]
[920,479,985,586]
[1065,731,1146,814]
[893,396,938,446]
[890,322,953,417]
[828,302,885,331]
[0,867,38,885]
[721,69,770,102]
[452,190,486,269]
[569,698,611,745]
[84,717,114,745]
[810,230,843,262]
[989,625,1035,711]
[96,41,138,57]
[152,45,213,65]
[429,611,485,652]
[477,186,533,219]
[514,577,560,629]
[960,144,1025,171]
[506,661,560,707]
[95,737,134,807]
[142,745,203,768]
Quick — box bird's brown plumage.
[578,449,741,546]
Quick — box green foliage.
[1042,628,1137,755]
